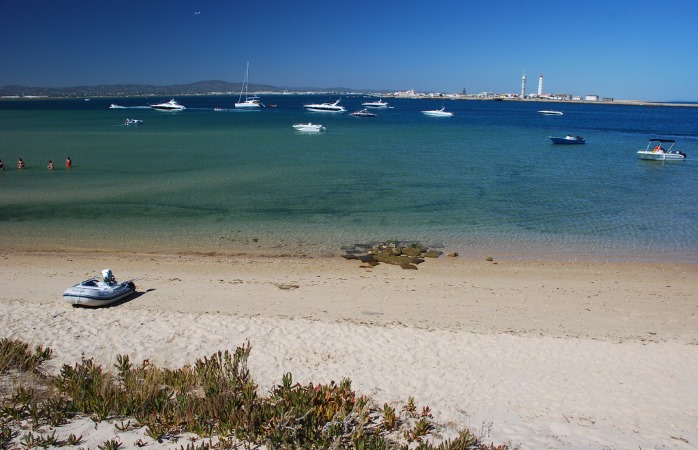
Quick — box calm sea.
[1,95,697,262]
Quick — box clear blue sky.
[2,0,697,101]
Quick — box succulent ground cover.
[1,338,512,449]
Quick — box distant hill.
[0,80,362,97]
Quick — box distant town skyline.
[2,0,697,101]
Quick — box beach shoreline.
[2,250,697,448]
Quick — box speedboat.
[538,110,563,116]
[124,118,143,126]
[362,98,389,108]
[421,107,454,117]
[293,123,326,132]
[549,135,585,144]
[150,99,186,111]
[63,269,136,307]
[637,138,686,161]
[351,108,377,117]
[109,104,125,109]
[303,99,346,112]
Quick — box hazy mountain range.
[0,80,366,97]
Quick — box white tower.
[521,70,527,98]
[538,74,543,96]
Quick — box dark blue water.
[1,95,697,262]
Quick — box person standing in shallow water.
[0,160,4,171]
[65,157,72,168]
[17,158,25,169]
[47,160,55,170]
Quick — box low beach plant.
[0,339,514,449]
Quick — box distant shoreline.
[1,92,697,108]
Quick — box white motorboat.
[303,99,346,112]
[150,99,186,111]
[362,98,389,108]
[351,108,377,117]
[293,123,326,132]
[109,104,125,109]
[124,118,143,126]
[235,62,263,109]
[63,269,136,307]
[538,110,563,116]
[637,138,686,161]
[421,107,454,117]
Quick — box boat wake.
[109,104,151,109]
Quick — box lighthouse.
[521,71,527,98]
[538,74,543,96]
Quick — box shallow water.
[1,96,697,262]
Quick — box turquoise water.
[1,96,697,262]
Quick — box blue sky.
[1,0,697,101]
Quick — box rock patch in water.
[341,241,446,269]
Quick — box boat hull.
[151,106,184,111]
[63,280,136,307]
[304,107,346,112]
[637,151,685,161]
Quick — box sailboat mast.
[238,61,249,102]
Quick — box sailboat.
[235,62,263,109]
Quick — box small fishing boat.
[124,118,143,126]
[293,123,326,132]
[421,107,454,117]
[63,269,136,307]
[637,138,686,161]
[549,135,585,144]
[538,110,564,116]
[351,108,377,117]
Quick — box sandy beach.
[1,250,697,449]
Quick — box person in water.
[47,160,55,170]
[0,159,4,171]
[65,157,72,168]
[17,158,25,169]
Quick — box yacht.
[421,107,454,117]
[293,123,326,132]
[150,99,186,111]
[361,98,389,108]
[235,62,263,109]
[303,99,346,112]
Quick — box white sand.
[1,251,697,449]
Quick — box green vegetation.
[1,338,512,449]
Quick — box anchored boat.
[549,135,585,144]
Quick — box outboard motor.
[102,269,115,285]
